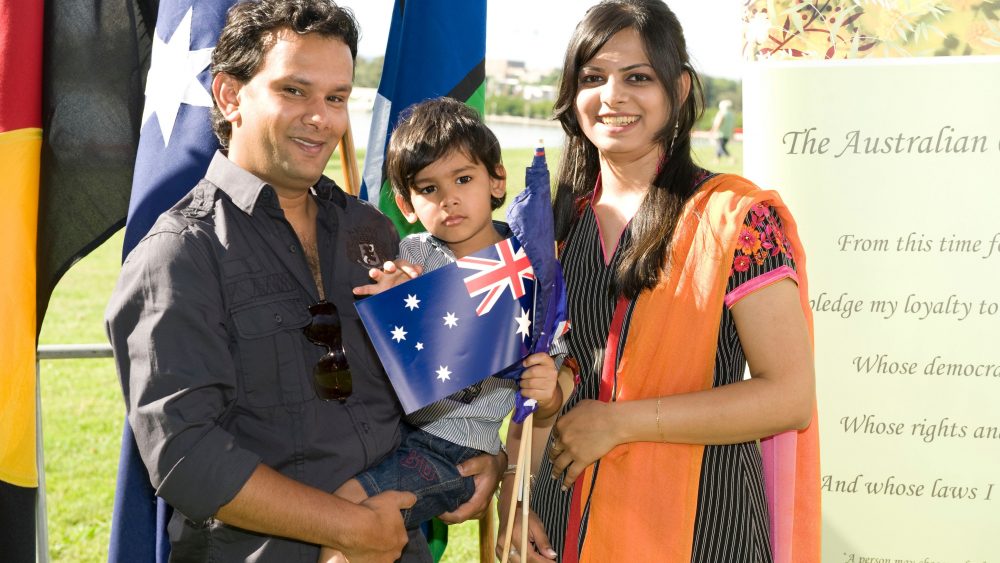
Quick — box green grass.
[37,143,741,562]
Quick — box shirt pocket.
[232,295,312,408]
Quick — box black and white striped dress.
[531,179,797,562]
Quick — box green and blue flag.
[361,0,487,236]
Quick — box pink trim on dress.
[761,430,798,563]
[724,265,798,308]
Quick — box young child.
[321,98,569,561]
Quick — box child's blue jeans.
[355,423,480,529]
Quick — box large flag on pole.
[361,0,487,236]
[110,2,234,562]
[2,1,155,560]
[0,3,43,561]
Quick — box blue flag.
[507,145,569,422]
[110,2,234,562]
[356,237,537,414]
[361,0,486,235]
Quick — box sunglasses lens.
[313,352,352,401]
[305,301,352,401]
[304,302,340,345]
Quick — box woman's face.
[574,27,670,162]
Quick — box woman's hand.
[495,477,557,562]
[547,400,621,490]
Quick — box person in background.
[711,98,736,163]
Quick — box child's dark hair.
[386,97,506,210]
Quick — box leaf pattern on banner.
[742,0,1000,61]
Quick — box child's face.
[396,149,507,259]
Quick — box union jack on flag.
[458,239,535,316]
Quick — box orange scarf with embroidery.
[565,174,820,562]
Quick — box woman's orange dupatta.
[565,174,820,562]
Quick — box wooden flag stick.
[338,119,361,196]
[500,421,530,563]
[520,413,534,560]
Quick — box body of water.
[349,110,565,150]
[349,111,715,150]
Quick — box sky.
[345,0,745,80]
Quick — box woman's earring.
[667,122,680,156]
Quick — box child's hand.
[519,353,562,418]
[352,260,423,296]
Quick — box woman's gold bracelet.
[655,398,665,442]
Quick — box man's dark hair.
[386,97,506,210]
[210,0,359,147]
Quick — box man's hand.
[352,260,422,296]
[437,451,505,523]
[338,490,416,563]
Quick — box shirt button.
[274,314,283,324]
[289,244,298,253]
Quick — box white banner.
[744,56,1000,562]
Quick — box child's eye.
[284,87,303,96]
[456,176,473,185]
[415,185,436,195]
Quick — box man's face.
[225,29,353,196]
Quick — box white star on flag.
[443,312,458,328]
[415,342,424,351]
[524,398,538,409]
[391,326,407,342]
[515,308,531,341]
[436,365,452,382]
[404,294,420,310]
[142,7,214,146]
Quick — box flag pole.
[500,423,529,563]
[520,413,533,559]
[339,119,360,196]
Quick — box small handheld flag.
[506,144,569,423]
[356,237,537,414]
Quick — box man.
[106,1,502,561]
[711,99,736,164]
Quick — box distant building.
[485,59,557,101]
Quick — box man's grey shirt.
[106,152,423,562]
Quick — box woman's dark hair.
[387,97,506,210]
[552,0,705,299]
[210,0,360,147]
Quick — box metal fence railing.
[35,344,113,563]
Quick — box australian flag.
[357,237,537,414]
[111,2,235,562]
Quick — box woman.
[496,1,820,562]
